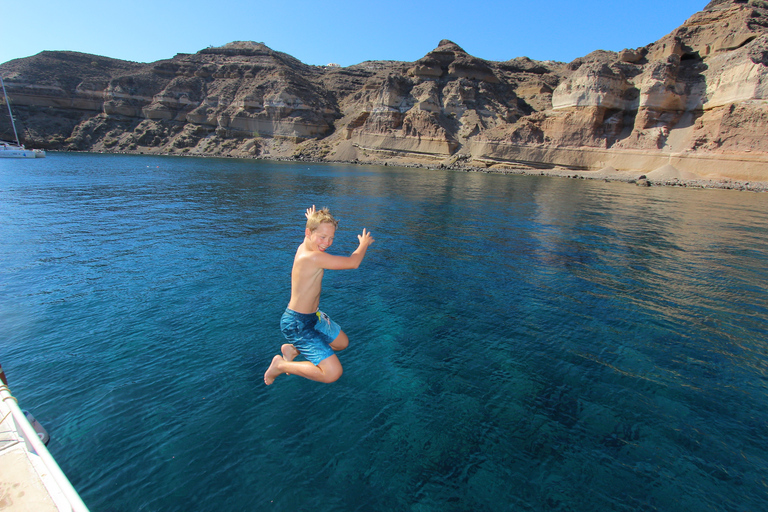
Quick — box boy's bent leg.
[264,355,286,385]
[281,344,299,361]
[330,330,349,351]
[316,355,343,382]
[269,354,343,384]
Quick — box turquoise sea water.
[1,153,767,511]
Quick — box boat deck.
[0,385,89,511]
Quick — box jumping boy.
[264,205,374,385]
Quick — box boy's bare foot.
[264,355,284,385]
[281,344,299,361]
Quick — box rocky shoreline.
[360,161,768,192]
[463,165,768,192]
[73,147,768,192]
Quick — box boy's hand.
[305,205,316,219]
[358,228,375,247]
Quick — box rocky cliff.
[2,0,768,181]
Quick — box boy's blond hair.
[306,207,338,232]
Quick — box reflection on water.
[1,153,766,511]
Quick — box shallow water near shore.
[1,153,767,511]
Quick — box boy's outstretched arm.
[314,228,374,270]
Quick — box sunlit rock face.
[2,1,768,179]
[1,42,340,154]
[544,0,768,158]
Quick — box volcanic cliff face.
[468,0,768,178]
[0,42,346,156]
[333,41,564,161]
[2,0,768,180]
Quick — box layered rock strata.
[2,0,767,181]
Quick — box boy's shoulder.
[295,242,320,264]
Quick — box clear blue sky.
[2,0,708,67]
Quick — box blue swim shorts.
[280,308,342,365]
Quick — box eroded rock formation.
[2,0,768,180]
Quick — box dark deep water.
[1,153,767,511]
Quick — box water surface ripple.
[1,153,767,511]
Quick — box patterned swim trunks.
[280,308,342,365]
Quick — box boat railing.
[0,383,90,512]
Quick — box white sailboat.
[1,76,45,158]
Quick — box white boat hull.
[2,76,46,158]
[0,145,45,158]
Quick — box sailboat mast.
[0,77,22,146]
